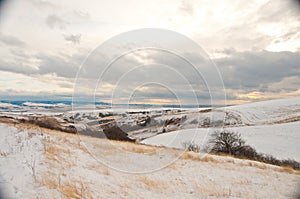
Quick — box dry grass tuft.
[195,183,237,198]
[274,116,300,124]
[136,176,165,190]
[200,155,220,163]
[275,166,300,174]
[0,151,9,157]
[102,166,110,175]
[121,144,157,154]
[180,152,221,164]
[180,152,200,161]
[41,176,94,199]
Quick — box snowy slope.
[142,97,300,161]
[222,97,300,125]
[0,123,299,198]
[142,122,300,161]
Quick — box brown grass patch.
[102,167,110,175]
[121,144,157,154]
[180,152,200,161]
[200,155,220,163]
[237,160,300,175]
[166,162,178,169]
[194,183,237,198]
[41,177,94,199]
[275,166,300,174]
[0,151,9,157]
[274,116,300,124]
[180,152,221,164]
[136,176,165,190]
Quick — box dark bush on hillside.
[183,130,300,170]
[182,141,201,153]
[280,159,300,170]
[209,130,246,155]
[234,145,258,160]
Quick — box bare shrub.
[182,141,201,153]
[209,130,246,155]
[208,130,300,170]
[280,159,300,170]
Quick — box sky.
[0,0,299,105]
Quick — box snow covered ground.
[221,97,300,125]
[0,97,300,198]
[0,123,299,198]
[142,97,300,161]
[142,121,300,161]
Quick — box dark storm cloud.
[216,50,300,91]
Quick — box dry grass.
[136,176,166,190]
[41,176,94,199]
[180,152,220,164]
[102,167,110,175]
[40,177,59,190]
[237,160,300,175]
[180,152,200,161]
[194,183,238,198]
[275,166,300,174]
[0,151,9,157]
[200,155,221,163]
[60,182,94,199]
[274,116,300,124]
[166,162,178,169]
[121,144,157,154]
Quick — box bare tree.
[209,130,245,155]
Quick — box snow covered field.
[221,97,300,125]
[0,97,300,198]
[142,121,300,161]
[0,123,299,198]
[142,97,300,161]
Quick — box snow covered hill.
[0,123,299,198]
[142,121,300,161]
[143,97,300,161]
[221,97,300,126]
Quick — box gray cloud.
[0,48,81,78]
[36,53,80,78]
[216,50,300,92]
[0,43,299,103]
[255,0,300,23]
[0,32,26,47]
[0,59,37,75]
[45,14,67,29]
[63,34,81,44]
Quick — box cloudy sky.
[0,0,299,105]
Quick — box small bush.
[209,130,246,155]
[205,130,300,170]
[182,141,201,152]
